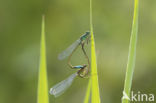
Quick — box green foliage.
[37,15,49,103]
[90,0,101,102]
[84,79,91,103]
[84,0,101,103]
[90,25,101,103]
[122,0,139,103]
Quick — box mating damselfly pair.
[49,31,90,97]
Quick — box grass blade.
[90,0,101,103]
[90,30,101,103]
[122,0,139,103]
[84,79,91,103]
[37,15,49,103]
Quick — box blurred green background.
[0,0,156,103]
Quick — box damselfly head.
[80,31,90,41]
[85,31,90,35]
[84,31,90,39]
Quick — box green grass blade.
[122,0,139,103]
[37,15,49,103]
[90,29,101,103]
[90,0,101,103]
[84,79,91,103]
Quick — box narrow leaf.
[122,0,139,103]
[84,79,91,103]
[90,0,101,103]
[90,31,101,103]
[37,15,49,103]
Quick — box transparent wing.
[49,73,77,97]
[58,39,81,60]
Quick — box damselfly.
[49,32,90,97]
[58,31,90,60]
[58,31,90,77]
